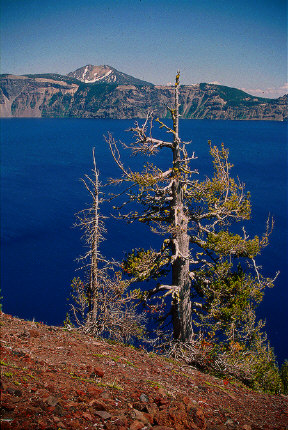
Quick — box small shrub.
[280,360,288,394]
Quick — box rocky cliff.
[1,70,287,120]
[0,75,78,118]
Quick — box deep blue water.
[1,118,287,363]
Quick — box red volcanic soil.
[0,312,287,429]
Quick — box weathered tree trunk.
[171,76,193,342]
[82,149,100,324]
[90,166,99,322]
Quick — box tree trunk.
[90,154,99,323]
[171,176,193,342]
[171,76,193,342]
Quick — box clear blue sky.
[1,0,287,97]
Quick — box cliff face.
[0,75,78,118]
[1,74,287,120]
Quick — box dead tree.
[75,148,105,323]
[68,149,145,342]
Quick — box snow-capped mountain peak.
[68,65,116,83]
[67,65,153,86]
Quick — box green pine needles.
[69,72,284,394]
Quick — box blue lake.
[1,118,287,363]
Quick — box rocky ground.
[1,312,287,430]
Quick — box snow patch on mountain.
[83,66,89,81]
[84,69,113,83]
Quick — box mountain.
[1,312,287,429]
[0,67,287,120]
[67,64,153,86]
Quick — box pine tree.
[106,73,280,390]
[107,72,276,342]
